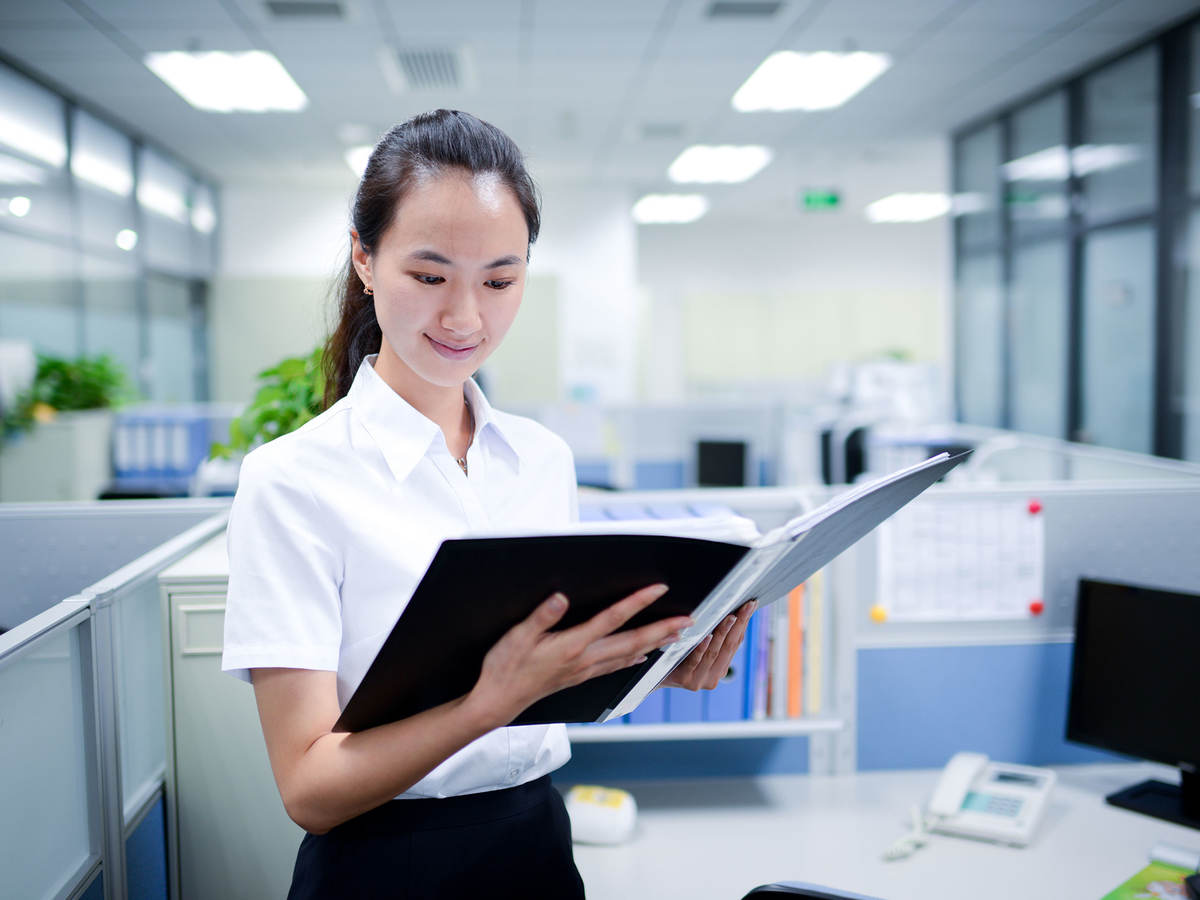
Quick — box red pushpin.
[1027,499,1042,515]
[1029,599,1045,616]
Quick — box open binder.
[334,451,968,732]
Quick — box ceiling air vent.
[395,48,462,90]
[641,121,686,140]
[706,1,782,18]
[265,1,344,19]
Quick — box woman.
[221,109,754,899]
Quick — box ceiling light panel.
[632,194,710,224]
[144,50,308,113]
[865,192,950,223]
[668,145,773,184]
[733,51,892,112]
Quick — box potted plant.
[210,346,326,459]
[0,353,137,501]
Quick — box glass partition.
[0,59,213,412]
[954,124,1002,249]
[81,252,140,380]
[1007,91,1068,241]
[114,577,168,822]
[139,147,193,274]
[1080,47,1159,223]
[190,181,217,277]
[1183,210,1200,461]
[73,108,137,255]
[955,252,1004,427]
[147,273,197,403]
[0,615,101,899]
[0,62,71,240]
[1081,224,1156,452]
[1011,239,1069,437]
[0,231,79,358]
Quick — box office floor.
[570,763,1198,900]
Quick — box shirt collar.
[346,354,521,484]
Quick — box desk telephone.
[928,752,1055,846]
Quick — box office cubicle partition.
[0,501,229,900]
[563,476,1200,784]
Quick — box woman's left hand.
[660,599,756,691]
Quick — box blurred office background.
[6,6,1200,900]
[1,0,1198,500]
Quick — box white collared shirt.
[222,353,576,798]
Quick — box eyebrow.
[409,249,522,269]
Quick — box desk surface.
[570,763,1199,900]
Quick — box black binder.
[334,452,968,732]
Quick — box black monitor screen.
[1067,578,1200,767]
[697,440,746,487]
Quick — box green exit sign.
[801,189,841,211]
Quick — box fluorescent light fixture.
[0,112,67,167]
[191,204,216,234]
[71,151,133,196]
[950,192,988,216]
[865,192,950,223]
[137,181,188,222]
[732,51,891,112]
[1002,144,1142,181]
[632,194,709,224]
[1071,144,1141,177]
[1003,146,1070,182]
[345,145,373,178]
[144,50,308,113]
[667,145,773,183]
[0,153,46,185]
[8,196,31,217]
[115,228,138,251]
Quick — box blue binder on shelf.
[664,686,704,723]
[703,639,750,722]
[627,688,667,724]
[742,614,758,719]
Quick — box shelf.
[565,716,843,743]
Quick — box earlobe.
[350,230,373,290]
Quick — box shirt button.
[509,769,520,780]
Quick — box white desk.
[571,763,1199,900]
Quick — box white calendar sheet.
[878,497,1045,622]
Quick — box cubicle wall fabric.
[0,501,228,631]
[856,643,1119,770]
[126,795,168,900]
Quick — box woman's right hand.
[466,584,690,729]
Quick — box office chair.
[741,883,884,900]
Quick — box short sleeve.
[221,448,343,683]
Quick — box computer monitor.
[1066,578,1200,829]
[696,440,747,487]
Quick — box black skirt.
[287,775,585,900]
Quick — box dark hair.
[321,109,541,409]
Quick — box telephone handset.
[926,752,1055,846]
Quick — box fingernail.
[651,583,669,598]
[634,655,648,664]
[549,594,567,611]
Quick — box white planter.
[0,409,115,502]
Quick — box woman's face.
[353,170,528,393]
